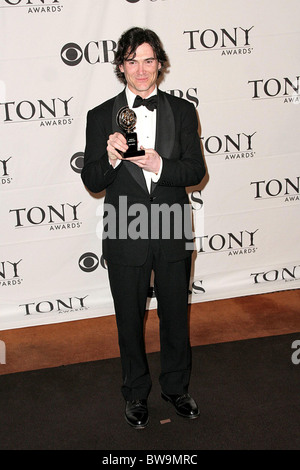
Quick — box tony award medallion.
[116,106,145,158]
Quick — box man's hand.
[125,147,161,174]
[107,132,128,167]
[107,134,161,174]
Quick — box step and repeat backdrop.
[1,0,299,330]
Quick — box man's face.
[119,42,161,98]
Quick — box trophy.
[116,106,145,158]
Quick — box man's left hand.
[125,147,161,174]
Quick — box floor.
[0,289,299,376]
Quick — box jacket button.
[150,197,154,202]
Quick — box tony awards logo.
[116,106,145,157]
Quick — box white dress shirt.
[112,86,162,192]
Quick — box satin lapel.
[112,90,148,193]
[151,90,175,193]
[155,90,175,159]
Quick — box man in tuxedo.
[81,27,206,429]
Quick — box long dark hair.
[114,27,168,84]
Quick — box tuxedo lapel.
[151,90,175,193]
[155,90,175,160]
[112,90,148,193]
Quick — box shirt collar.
[125,86,157,109]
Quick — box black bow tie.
[133,95,158,111]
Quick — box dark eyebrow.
[125,57,156,62]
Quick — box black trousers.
[107,239,192,401]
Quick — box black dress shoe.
[161,392,200,419]
[125,399,149,429]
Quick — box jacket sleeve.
[81,108,122,193]
[158,101,206,188]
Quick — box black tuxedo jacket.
[81,89,206,266]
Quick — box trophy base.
[123,149,145,158]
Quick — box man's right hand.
[107,132,128,167]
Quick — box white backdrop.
[1,0,299,330]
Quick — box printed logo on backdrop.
[189,190,206,296]
[184,26,254,56]
[165,87,199,108]
[0,97,74,127]
[194,229,259,257]
[201,132,256,161]
[251,176,300,203]
[0,156,13,185]
[61,41,117,66]
[70,152,84,174]
[78,252,100,273]
[0,259,23,287]
[19,295,89,316]
[9,203,83,232]
[248,76,300,104]
[251,264,300,286]
[0,0,63,13]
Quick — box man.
[81,27,206,429]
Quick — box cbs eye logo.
[61,43,83,66]
[70,152,84,174]
[79,253,99,272]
